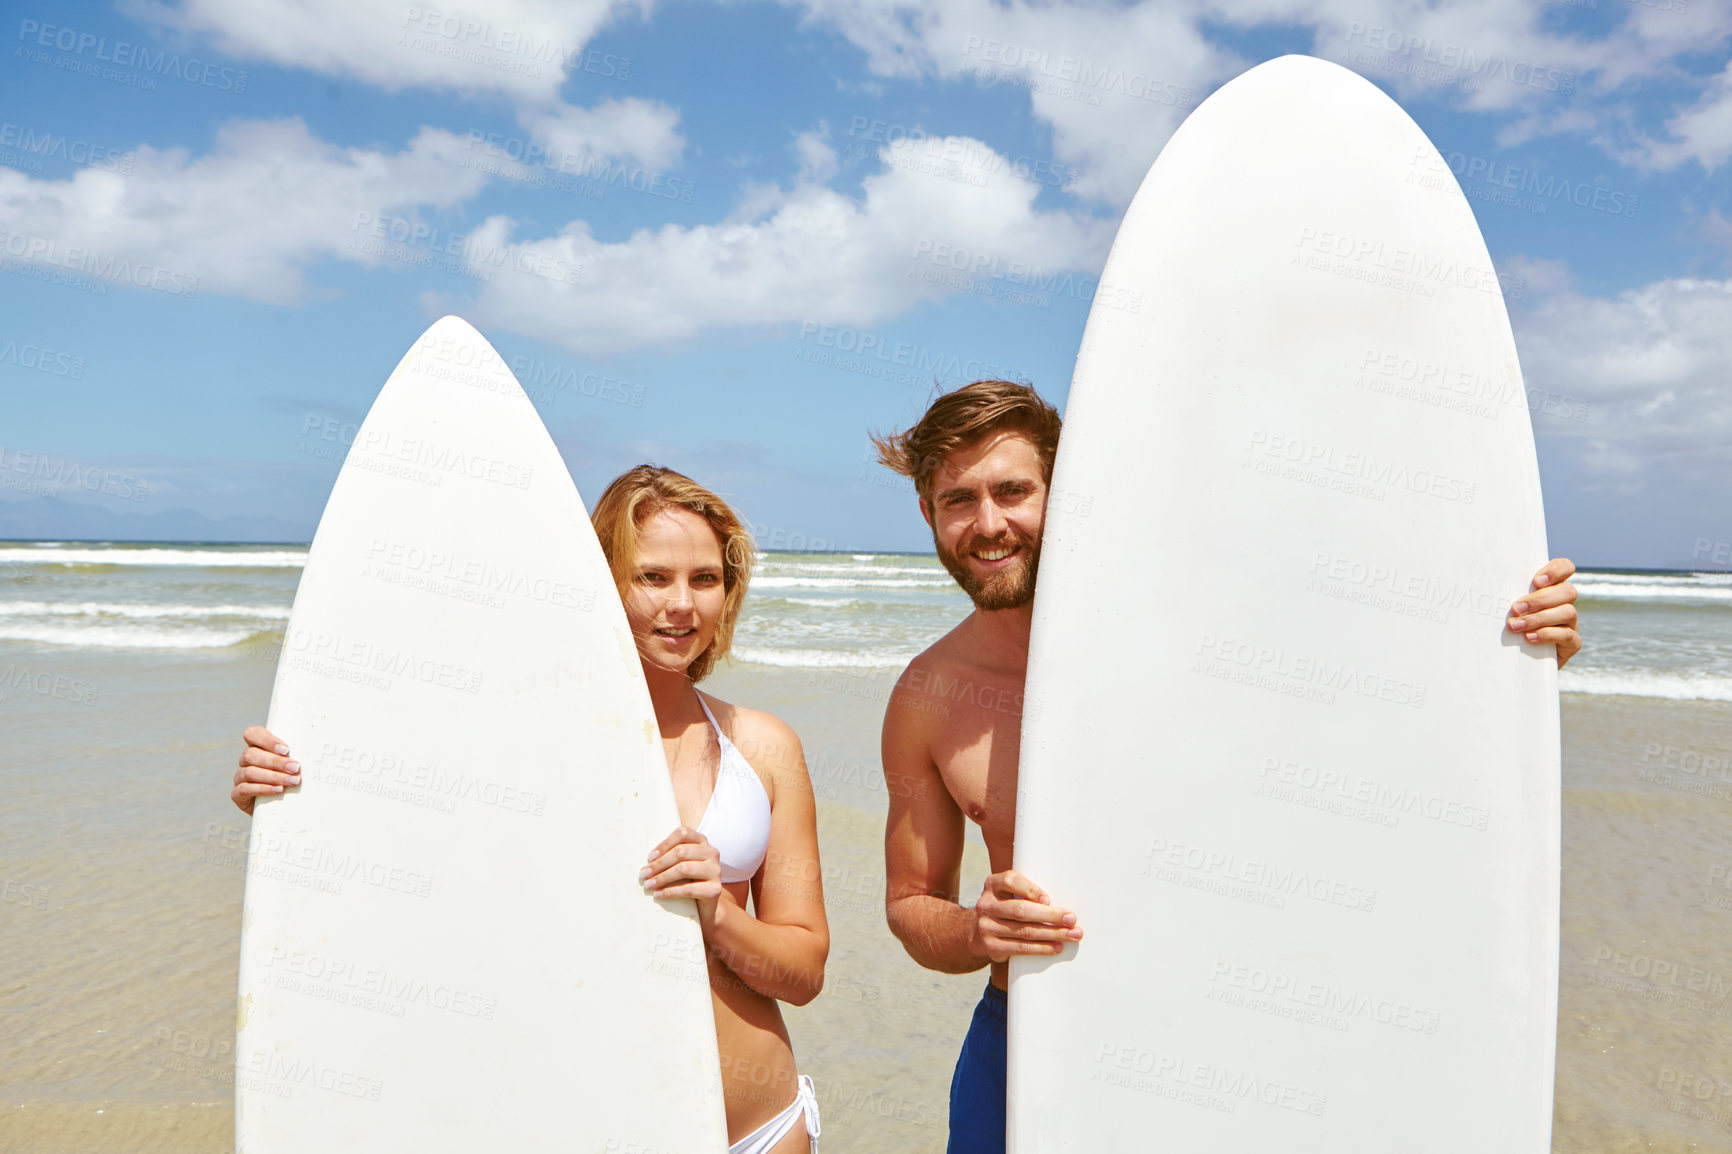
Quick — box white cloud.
[3,114,1092,340]
[1219,0,1731,171]
[1577,439,1643,487]
[795,128,839,185]
[129,0,636,102]
[1635,59,1732,172]
[111,0,1732,208]
[443,135,1115,354]
[1515,276,1732,484]
[789,0,1237,205]
[1273,0,1610,109]
[1595,0,1732,90]
[519,98,687,172]
[1702,209,1732,258]
[1500,255,1576,298]
[789,0,1732,202]
[0,119,489,304]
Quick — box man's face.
[921,430,1047,611]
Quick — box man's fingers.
[985,937,1069,959]
[1526,625,1579,648]
[1509,605,1577,633]
[981,896,1075,928]
[1516,561,1580,669]
[1510,582,1576,615]
[980,917,1074,943]
[1532,557,1575,588]
[987,869,1050,905]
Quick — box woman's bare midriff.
[707,879,805,1147]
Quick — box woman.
[232,465,828,1154]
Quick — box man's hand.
[1508,557,1580,669]
[970,870,1083,963]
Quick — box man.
[872,379,1581,1154]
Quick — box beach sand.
[2,642,1728,1151]
[1551,694,1732,1152]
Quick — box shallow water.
[2,545,1730,1151]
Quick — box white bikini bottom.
[728,1074,821,1154]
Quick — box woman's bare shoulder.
[697,689,807,790]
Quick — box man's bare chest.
[925,682,1026,852]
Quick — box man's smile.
[970,543,1021,565]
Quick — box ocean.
[3,542,1722,698]
[1,542,1729,1151]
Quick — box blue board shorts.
[947,981,1007,1154]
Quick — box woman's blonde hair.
[591,464,755,683]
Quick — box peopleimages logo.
[0,229,199,297]
[910,240,1144,312]
[0,338,84,379]
[845,118,1076,190]
[350,213,581,285]
[399,8,631,78]
[796,322,1024,384]
[463,132,694,204]
[1343,22,1575,94]
[0,445,148,501]
[16,19,248,92]
[1409,145,1639,220]
[0,122,133,174]
[960,37,1194,107]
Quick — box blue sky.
[0,0,1728,564]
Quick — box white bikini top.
[693,693,772,884]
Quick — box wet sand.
[1,642,1728,1151]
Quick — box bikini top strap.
[694,690,731,748]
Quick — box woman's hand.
[232,725,300,815]
[642,826,723,929]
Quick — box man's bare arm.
[882,679,986,974]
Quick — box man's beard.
[934,530,1041,611]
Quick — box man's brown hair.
[870,379,1063,505]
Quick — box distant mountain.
[0,496,312,544]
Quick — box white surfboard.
[235,317,727,1152]
[1010,56,1559,1151]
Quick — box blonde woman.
[233,465,828,1153]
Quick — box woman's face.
[621,507,728,676]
